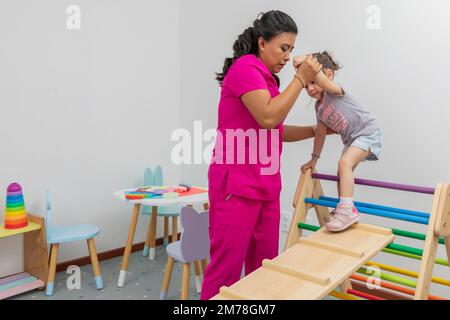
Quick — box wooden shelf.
[0,222,41,239]
[0,214,49,300]
[0,272,45,299]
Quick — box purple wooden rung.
[311,173,435,195]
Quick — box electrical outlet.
[281,211,292,232]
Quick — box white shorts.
[343,129,382,161]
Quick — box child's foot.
[325,204,360,232]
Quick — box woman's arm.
[300,121,327,173]
[282,124,337,142]
[282,125,315,142]
[314,70,343,95]
[241,56,322,130]
[311,121,327,158]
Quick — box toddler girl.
[295,51,381,232]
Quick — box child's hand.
[293,55,307,69]
[301,159,317,173]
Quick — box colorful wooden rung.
[319,196,430,219]
[350,274,447,300]
[304,197,429,224]
[311,173,435,194]
[347,289,385,300]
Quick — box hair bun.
[314,50,342,71]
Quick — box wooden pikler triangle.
[212,169,450,300]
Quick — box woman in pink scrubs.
[201,10,323,300]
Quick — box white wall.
[0,0,181,276]
[178,0,450,296]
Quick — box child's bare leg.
[336,170,340,197]
[336,154,361,198]
[326,146,370,232]
[338,146,370,197]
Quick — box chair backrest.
[179,206,210,262]
[144,167,153,187]
[45,190,52,242]
[141,167,154,214]
[142,165,181,215]
[153,165,163,186]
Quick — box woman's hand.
[301,158,318,173]
[296,56,322,85]
[293,55,307,69]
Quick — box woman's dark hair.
[313,51,342,73]
[216,10,298,87]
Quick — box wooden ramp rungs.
[212,223,394,300]
[350,223,394,236]
[219,287,248,300]
[298,238,365,258]
[262,259,330,285]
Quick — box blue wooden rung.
[319,196,430,219]
[304,198,429,225]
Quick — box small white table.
[113,187,209,287]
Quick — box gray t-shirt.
[315,89,379,146]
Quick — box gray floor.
[12,246,201,300]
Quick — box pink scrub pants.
[200,183,280,300]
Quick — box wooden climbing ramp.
[213,223,394,300]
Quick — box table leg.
[163,217,169,246]
[117,203,141,287]
[149,206,158,260]
[172,216,178,242]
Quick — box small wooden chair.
[141,165,182,260]
[45,190,103,296]
[160,206,209,300]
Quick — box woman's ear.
[258,36,265,52]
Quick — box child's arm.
[300,121,327,173]
[315,70,344,95]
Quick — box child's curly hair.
[313,51,342,73]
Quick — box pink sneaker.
[325,209,336,223]
[325,204,360,232]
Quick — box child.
[295,51,382,232]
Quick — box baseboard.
[56,233,181,273]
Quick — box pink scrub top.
[209,54,283,201]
